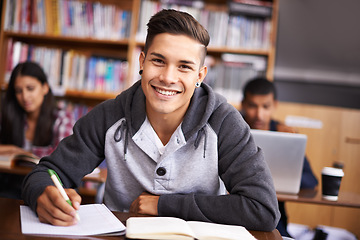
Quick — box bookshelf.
[0,0,278,107]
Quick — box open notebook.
[20,204,125,236]
[250,129,307,194]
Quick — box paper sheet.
[20,204,125,236]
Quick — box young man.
[22,10,280,231]
[241,77,318,236]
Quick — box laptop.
[250,129,307,194]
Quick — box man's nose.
[159,66,177,84]
[256,108,265,119]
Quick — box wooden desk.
[277,188,360,208]
[0,197,282,240]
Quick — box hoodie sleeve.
[158,108,280,231]
[21,99,117,212]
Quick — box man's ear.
[198,65,208,83]
[139,51,145,70]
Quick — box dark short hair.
[144,9,210,65]
[243,77,277,100]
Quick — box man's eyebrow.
[179,60,196,65]
[150,52,196,65]
[150,52,165,59]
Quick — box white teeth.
[155,87,177,96]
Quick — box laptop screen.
[250,129,307,194]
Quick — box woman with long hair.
[0,61,75,198]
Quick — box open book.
[126,217,257,240]
[0,153,40,168]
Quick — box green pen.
[47,169,80,221]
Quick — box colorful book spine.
[5,40,128,95]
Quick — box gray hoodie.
[22,80,280,231]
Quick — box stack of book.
[228,0,273,18]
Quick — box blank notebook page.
[20,204,125,236]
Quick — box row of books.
[6,39,128,95]
[227,15,271,50]
[137,0,272,49]
[204,54,267,104]
[3,0,132,40]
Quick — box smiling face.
[140,33,207,121]
[241,92,277,130]
[14,75,49,116]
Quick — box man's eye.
[179,65,192,70]
[152,59,164,64]
[248,103,257,108]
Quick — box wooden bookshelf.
[0,0,279,105]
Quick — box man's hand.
[36,186,81,226]
[130,192,159,216]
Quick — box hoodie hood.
[119,80,228,142]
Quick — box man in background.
[241,77,318,237]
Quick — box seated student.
[22,9,280,230]
[0,61,75,199]
[241,77,318,237]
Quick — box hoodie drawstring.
[114,120,128,161]
[194,127,207,158]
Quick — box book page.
[13,153,40,167]
[0,153,39,168]
[20,204,125,236]
[0,154,12,167]
[126,217,195,240]
[188,221,257,240]
[13,153,40,163]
